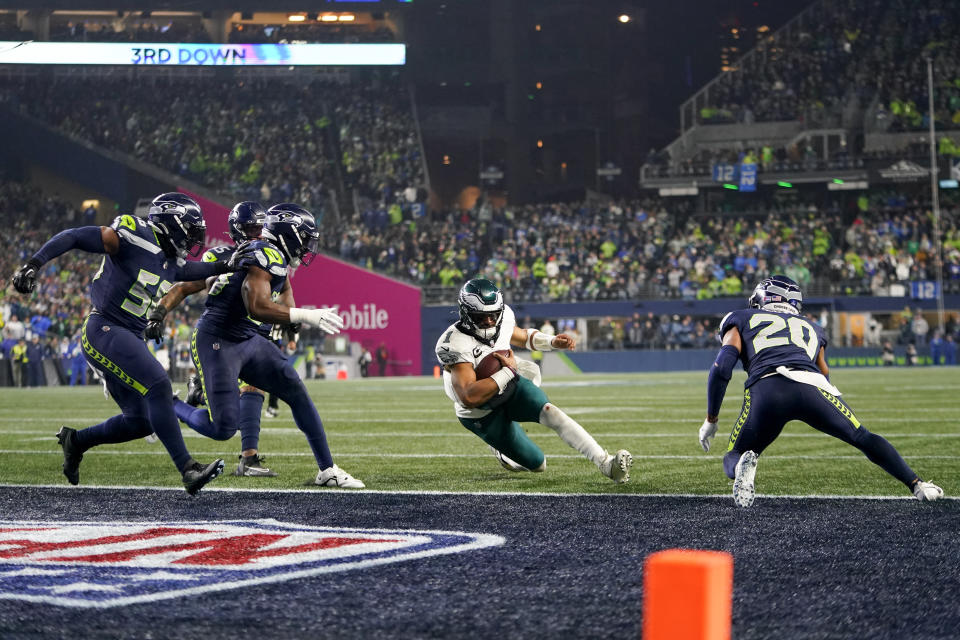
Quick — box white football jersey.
[436,305,517,418]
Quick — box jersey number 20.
[749,313,818,360]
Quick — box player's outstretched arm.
[12,226,118,294]
[516,327,576,351]
[700,327,742,452]
[242,269,343,336]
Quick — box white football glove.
[289,307,345,335]
[699,419,718,452]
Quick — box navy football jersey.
[197,239,287,341]
[200,244,234,264]
[90,215,180,334]
[719,308,827,388]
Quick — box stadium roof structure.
[0,0,412,10]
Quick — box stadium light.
[722,183,738,190]
[321,14,338,22]
[777,181,793,188]
[288,14,306,22]
[338,14,356,22]
[618,14,631,23]
[832,178,844,184]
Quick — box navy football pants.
[723,375,918,488]
[76,313,192,472]
[176,328,334,469]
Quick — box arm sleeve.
[30,227,105,265]
[707,344,740,417]
[175,260,225,282]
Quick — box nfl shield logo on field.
[0,519,503,608]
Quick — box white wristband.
[490,367,517,393]
[288,307,309,325]
[532,331,554,351]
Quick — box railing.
[420,277,959,307]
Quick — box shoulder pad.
[111,214,161,254]
[718,310,741,341]
[435,327,475,366]
[249,241,288,276]
[201,245,231,262]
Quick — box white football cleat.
[733,450,758,507]
[489,445,528,472]
[315,464,365,489]
[913,480,944,502]
[600,449,633,484]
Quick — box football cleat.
[489,445,528,472]
[601,449,633,484]
[233,454,278,477]
[186,374,204,407]
[315,465,365,489]
[264,406,279,419]
[733,450,759,507]
[56,426,83,485]
[913,480,944,502]
[182,458,225,496]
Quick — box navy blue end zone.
[0,487,957,639]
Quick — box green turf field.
[0,367,956,496]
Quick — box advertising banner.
[183,190,421,376]
[0,41,405,66]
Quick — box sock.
[76,414,152,450]
[238,392,264,452]
[281,386,334,469]
[853,428,918,488]
[145,387,192,472]
[537,403,607,467]
[268,393,279,410]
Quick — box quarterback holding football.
[435,278,632,482]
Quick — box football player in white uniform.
[436,278,633,483]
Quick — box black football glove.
[216,241,259,273]
[283,322,301,343]
[143,305,168,342]
[11,259,41,294]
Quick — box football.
[475,349,511,379]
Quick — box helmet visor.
[185,222,206,257]
[468,309,501,329]
[299,233,320,266]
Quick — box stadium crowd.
[325,189,960,304]
[698,0,960,131]
[1,71,423,218]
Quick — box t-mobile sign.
[181,189,421,375]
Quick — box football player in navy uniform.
[169,205,365,488]
[145,201,281,477]
[699,275,944,507]
[436,278,633,483]
[10,192,255,494]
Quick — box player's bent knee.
[532,459,546,472]
[240,385,263,395]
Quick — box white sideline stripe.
[7,430,960,438]
[0,482,954,501]
[2,449,958,461]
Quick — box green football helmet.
[457,278,504,343]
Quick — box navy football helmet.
[748,275,802,314]
[262,203,320,266]
[457,278,505,343]
[228,201,266,244]
[148,192,206,259]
